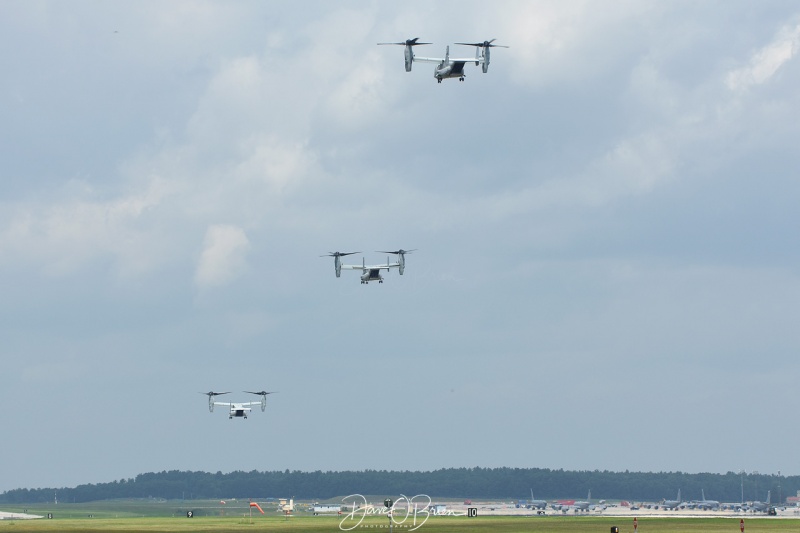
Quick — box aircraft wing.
[364,263,399,271]
[411,55,444,64]
[415,55,481,64]
[341,262,400,270]
[451,56,482,63]
[414,54,482,64]
[213,402,233,407]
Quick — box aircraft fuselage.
[435,61,467,82]
[229,407,250,419]
[361,269,384,284]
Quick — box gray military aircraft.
[573,490,592,512]
[528,489,548,510]
[662,489,682,510]
[748,491,771,513]
[696,489,720,510]
[378,38,507,83]
[322,249,414,284]
[201,391,276,419]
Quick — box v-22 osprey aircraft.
[321,249,415,284]
[378,37,508,83]
[201,391,276,419]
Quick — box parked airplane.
[527,489,547,509]
[748,491,771,513]
[696,489,720,510]
[551,500,572,511]
[662,489,682,510]
[564,490,593,513]
[574,489,592,511]
[722,502,743,511]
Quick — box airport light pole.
[740,470,745,505]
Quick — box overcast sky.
[1,1,799,494]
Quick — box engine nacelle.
[260,394,267,412]
[398,252,405,275]
[404,45,413,72]
[482,47,490,73]
[335,255,342,278]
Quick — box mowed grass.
[0,509,797,533]
[1,502,796,532]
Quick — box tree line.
[1,468,795,504]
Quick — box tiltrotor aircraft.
[201,390,276,419]
[378,37,507,83]
[321,249,415,284]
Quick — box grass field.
[1,502,796,533]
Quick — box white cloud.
[233,135,316,193]
[194,224,250,287]
[498,0,656,87]
[0,177,172,277]
[726,21,800,91]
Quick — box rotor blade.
[455,41,508,48]
[200,391,230,397]
[377,38,431,46]
[319,251,360,257]
[244,390,277,396]
[376,249,416,255]
[483,39,509,47]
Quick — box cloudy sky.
[1,1,799,494]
